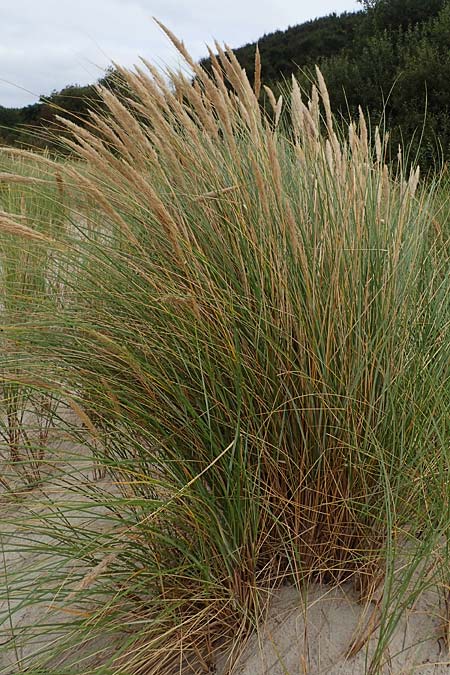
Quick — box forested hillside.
[315,0,450,169]
[2,0,450,167]
[0,70,118,150]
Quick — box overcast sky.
[0,0,360,108]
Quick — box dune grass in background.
[0,26,449,674]
[0,154,68,491]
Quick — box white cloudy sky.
[0,0,360,108]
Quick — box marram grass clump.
[0,24,449,674]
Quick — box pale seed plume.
[254,45,261,99]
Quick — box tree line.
[0,70,118,152]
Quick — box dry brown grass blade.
[346,598,383,659]
[193,185,239,202]
[441,585,450,653]
[0,374,54,389]
[0,210,27,221]
[0,214,54,242]
[65,397,101,441]
[61,161,143,249]
[0,146,58,167]
[64,552,119,602]
[0,172,48,184]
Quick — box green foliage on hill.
[309,0,450,169]
[360,0,445,29]
[202,0,450,169]
[200,11,367,85]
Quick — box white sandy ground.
[217,582,450,675]
[0,410,121,674]
[0,482,118,674]
[1,419,449,674]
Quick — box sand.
[0,410,119,674]
[217,582,450,674]
[1,419,449,674]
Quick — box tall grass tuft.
[0,153,66,490]
[0,27,449,674]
